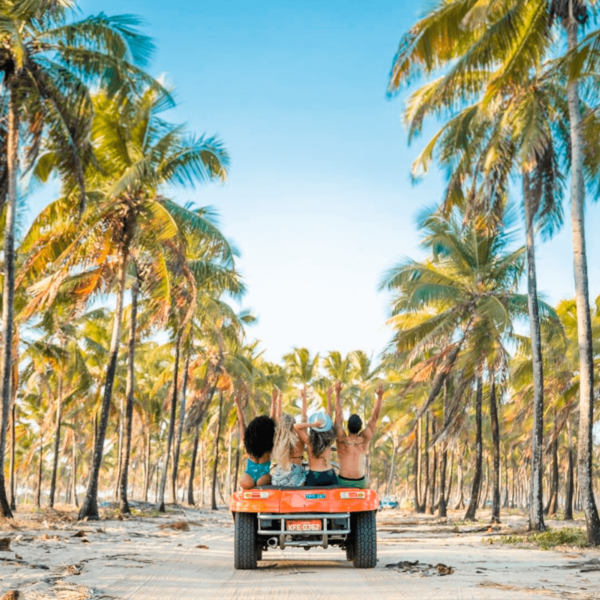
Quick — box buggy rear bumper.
[231,486,379,514]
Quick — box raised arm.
[364,383,384,441]
[301,387,307,422]
[276,388,283,421]
[233,393,246,441]
[270,387,278,420]
[294,422,312,445]
[334,381,344,440]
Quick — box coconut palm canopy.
[1,0,600,553]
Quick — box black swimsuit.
[305,468,338,487]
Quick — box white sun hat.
[309,411,333,433]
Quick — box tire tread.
[353,510,377,568]
[234,512,258,570]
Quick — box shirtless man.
[335,381,384,489]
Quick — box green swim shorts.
[337,475,368,489]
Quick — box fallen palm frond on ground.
[385,560,455,576]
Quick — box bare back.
[291,438,305,466]
[307,444,333,472]
[337,431,370,479]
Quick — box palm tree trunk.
[445,452,454,505]
[226,427,233,499]
[187,424,201,505]
[502,451,509,508]
[455,445,465,509]
[211,392,224,511]
[9,402,16,511]
[114,396,124,501]
[565,418,575,520]
[546,414,559,516]
[143,429,151,502]
[36,431,44,508]
[171,351,190,504]
[565,12,600,546]
[233,441,240,492]
[489,377,501,523]
[200,439,205,506]
[119,274,139,514]
[72,430,78,507]
[480,457,489,508]
[413,418,422,512]
[78,238,131,520]
[48,373,64,509]
[421,411,430,513]
[385,439,397,496]
[158,337,181,512]
[0,91,19,518]
[427,416,437,514]
[438,383,450,518]
[465,379,483,520]
[522,171,546,532]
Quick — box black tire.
[234,512,258,570]
[353,510,377,568]
[256,542,263,562]
[346,543,355,561]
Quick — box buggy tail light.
[243,491,269,499]
[341,491,366,499]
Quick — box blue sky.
[27,0,600,361]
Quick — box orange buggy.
[230,485,379,569]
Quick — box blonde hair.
[272,413,299,470]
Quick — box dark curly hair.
[244,416,276,459]
[309,427,336,458]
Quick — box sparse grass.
[485,527,588,550]
[130,507,161,518]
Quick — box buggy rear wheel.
[234,512,258,570]
[353,510,377,568]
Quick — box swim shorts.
[245,459,271,483]
[337,475,368,489]
[305,468,338,487]
[271,463,307,487]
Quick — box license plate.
[286,520,322,532]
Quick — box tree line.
[1,0,600,550]
[385,0,600,545]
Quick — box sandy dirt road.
[1,507,599,599]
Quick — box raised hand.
[334,380,342,395]
[376,383,384,401]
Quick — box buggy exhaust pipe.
[267,537,278,549]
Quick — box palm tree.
[118,272,139,513]
[0,0,155,517]
[389,0,600,547]
[284,348,320,397]
[387,0,577,531]
[549,0,600,545]
[18,87,231,519]
[381,207,553,520]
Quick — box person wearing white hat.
[294,410,338,487]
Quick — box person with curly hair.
[234,390,277,489]
[271,388,308,487]
[294,389,337,487]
